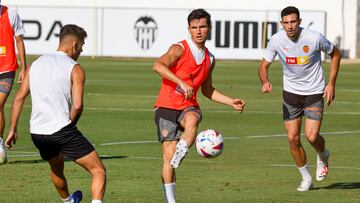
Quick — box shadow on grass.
[100,155,128,160]
[7,155,128,164]
[8,159,46,164]
[319,182,360,189]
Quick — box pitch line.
[100,140,157,146]
[246,130,360,139]
[98,130,360,146]
[84,107,360,115]
[128,156,218,163]
[8,154,218,163]
[100,136,240,146]
[5,104,360,115]
[272,164,360,170]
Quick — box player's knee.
[287,134,301,146]
[306,134,318,144]
[184,114,200,127]
[91,166,106,179]
[163,152,173,165]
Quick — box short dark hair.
[187,8,211,26]
[281,6,300,19]
[59,24,87,43]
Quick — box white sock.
[163,183,176,203]
[297,164,312,181]
[0,138,4,152]
[91,200,103,203]
[61,195,73,203]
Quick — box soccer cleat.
[72,190,83,203]
[171,140,188,169]
[0,150,7,165]
[297,180,313,192]
[316,149,329,181]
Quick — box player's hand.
[232,98,245,112]
[5,131,18,150]
[179,82,194,100]
[261,82,272,93]
[323,84,335,106]
[17,69,26,84]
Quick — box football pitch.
[1,57,359,202]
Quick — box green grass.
[1,57,359,202]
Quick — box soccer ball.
[195,129,224,158]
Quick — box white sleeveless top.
[29,51,77,134]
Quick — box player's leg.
[62,124,106,202]
[283,91,312,191]
[304,95,329,181]
[74,150,106,201]
[285,119,313,191]
[0,92,8,164]
[161,140,177,203]
[178,107,202,147]
[49,154,83,203]
[0,77,14,164]
[55,123,106,202]
[31,133,78,202]
[285,118,306,167]
[304,119,324,153]
[155,107,182,202]
[171,107,202,168]
[48,153,70,199]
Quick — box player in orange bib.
[0,2,27,164]
[153,8,245,203]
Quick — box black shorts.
[31,123,95,161]
[154,106,202,142]
[283,90,324,121]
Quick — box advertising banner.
[17,7,325,60]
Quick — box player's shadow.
[8,159,46,164]
[320,182,360,189]
[100,155,128,160]
[6,155,128,164]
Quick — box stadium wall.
[3,0,359,59]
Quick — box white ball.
[195,129,224,158]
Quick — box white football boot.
[316,149,330,181]
[297,180,313,192]
[171,140,188,169]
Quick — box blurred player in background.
[258,6,341,191]
[5,24,106,203]
[0,1,27,164]
[153,8,245,203]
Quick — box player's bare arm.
[5,67,30,149]
[201,59,245,112]
[258,59,273,93]
[15,35,27,84]
[152,44,194,99]
[70,64,85,125]
[323,46,341,106]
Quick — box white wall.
[3,0,358,59]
